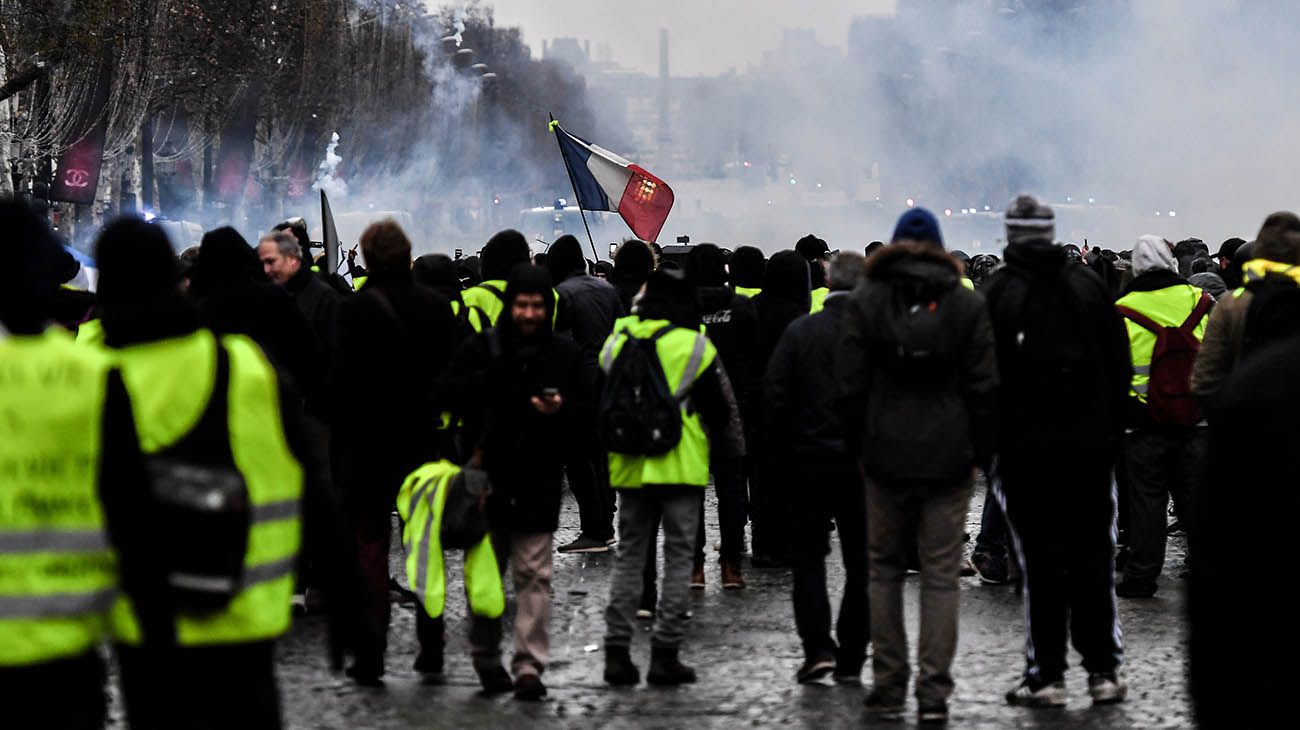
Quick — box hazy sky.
[477,0,897,76]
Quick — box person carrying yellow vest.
[0,199,148,730]
[94,218,307,730]
[396,460,504,685]
[1114,235,1211,600]
[599,269,739,687]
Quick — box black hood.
[413,254,462,300]
[188,226,263,298]
[760,250,811,309]
[1003,239,1069,274]
[685,243,728,288]
[481,229,531,280]
[613,240,655,281]
[497,264,556,344]
[638,268,700,329]
[95,217,200,347]
[0,197,66,333]
[729,246,765,288]
[545,235,587,283]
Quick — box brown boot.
[690,562,705,590]
[720,560,746,589]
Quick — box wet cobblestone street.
[265,477,1192,729]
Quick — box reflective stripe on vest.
[108,330,303,646]
[0,328,116,666]
[598,317,717,490]
[1115,284,1209,403]
[396,461,504,620]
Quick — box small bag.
[146,342,251,613]
[440,465,493,550]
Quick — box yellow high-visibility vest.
[0,329,117,667]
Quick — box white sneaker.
[1087,672,1127,704]
[1006,679,1067,707]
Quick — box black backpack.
[1242,274,1300,358]
[599,327,683,456]
[145,342,251,613]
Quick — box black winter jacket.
[983,240,1131,457]
[333,274,457,513]
[765,292,850,459]
[836,243,998,485]
[697,286,763,409]
[286,264,342,363]
[555,271,624,373]
[437,325,588,534]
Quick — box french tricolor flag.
[552,121,675,243]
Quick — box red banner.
[50,58,113,205]
[214,82,262,205]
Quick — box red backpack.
[1116,293,1212,426]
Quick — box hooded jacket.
[836,242,998,485]
[333,265,457,512]
[610,240,655,312]
[687,244,763,409]
[766,291,852,459]
[983,240,1131,456]
[547,236,624,374]
[754,251,811,373]
[436,266,588,533]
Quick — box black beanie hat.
[545,234,587,283]
[481,229,531,280]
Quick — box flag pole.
[550,113,602,264]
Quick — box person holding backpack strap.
[600,269,738,688]
[1114,235,1211,599]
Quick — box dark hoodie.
[686,243,761,408]
[189,227,324,411]
[836,241,998,484]
[414,253,480,346]
[983,240,1131,457]
[610,239,655,312]
[333,255,457,512]
[547,235,624,372]
[96,219,202,348]
[437,265,587,533]
[754,250,811,371]
[729,246,766,290]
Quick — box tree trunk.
[140,112,155,211]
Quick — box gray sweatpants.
[604,488,701,649]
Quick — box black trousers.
[1123,427,1206,585]
[790,459,869,668]
[692,454,750,564]
[568,450,615,541]
[117,640,281,730]
[999,455,1122,684]
[0,650,106,729]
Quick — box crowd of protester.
[3,191,1293,727]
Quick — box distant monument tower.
[657,28,671,173]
